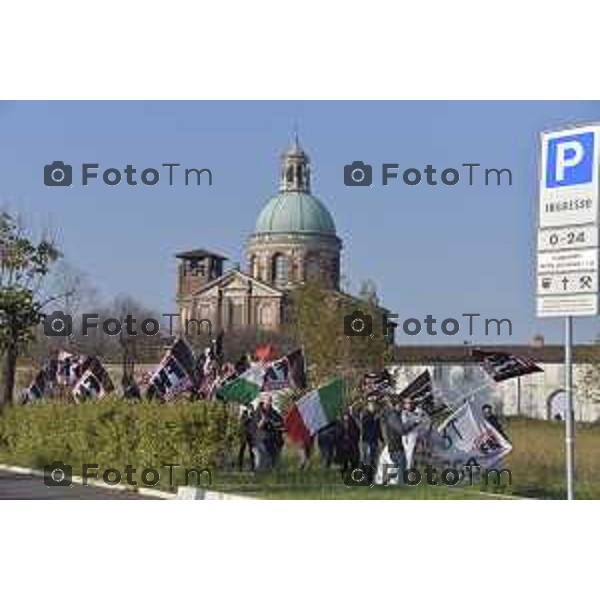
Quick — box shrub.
[0,398,241,489]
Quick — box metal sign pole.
[537,125,600,499]
[565,316,575,500]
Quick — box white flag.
[433,401,512,470]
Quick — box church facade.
[176,136,342,331]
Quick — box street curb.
[0,463,175,499]
[0,463,520,500]
[176,486,257,500]
[0,464,258,500]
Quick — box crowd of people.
[236,394,508,482]
[238,399,285,472]
[236,395,442,478]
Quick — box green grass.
[210,417,600,499]
[1,402,598,499]
[505,417,600,499]
[209,468,506,499]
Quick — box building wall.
[246,232,341,290]
[179,272,284,333]
[388,362,600,423]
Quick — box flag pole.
[565,316,575,500]
[441,380,497,408]
[301,345,308,386]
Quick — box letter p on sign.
[546,131,595,188]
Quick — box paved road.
[0,469,154,499]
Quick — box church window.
[272,253,289,286]
[249,255,257,278]
[258,304,272,326]
[331,256,340,284]
[186,259,205,276]
[305,254,321,281]
[228,299,243,327]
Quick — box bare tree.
[0,212,72,407]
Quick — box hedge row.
[0,399,241,489]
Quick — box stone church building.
[174,136,600,423]
[176,136,342,331]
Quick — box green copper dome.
[254,192,336,235]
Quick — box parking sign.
[535,125,599,500]
[537,124,600,317]
[539,125,600,228]
[545,131,595,188]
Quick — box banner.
[146,338,197,399]
[431,401,512,471]
[22,368,51,402]
[263,348,306,391]
[216,363,267,404]
[73,357,115,400]
[473,349,543,382]
[285,378,343,446]
[362,370,393,398]
[56,351,92,387]
[375,401,511,485]
[396,370,447,417]
[255,344,276,363]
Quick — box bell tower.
[247,134,342,292]
[176,248,227,298]
[280,130,311,193]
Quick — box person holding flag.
[335,409,360,479]
[238,405,257,472]
[360,399,383,469]
[482,403,509,442]
[255,396,285,471]
[380,400,422,485]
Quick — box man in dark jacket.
[238,406,256,472]
[317,421,337,469]
[255,397,284,470]
[382,402,420,484]
[335,411,360,478]
[360,400,383,468]
[482,403,508,441]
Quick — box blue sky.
[1,100,599,345]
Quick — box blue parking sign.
[546,131,595,188]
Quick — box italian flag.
[285,378,343,446]
[217,364,266,404]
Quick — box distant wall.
[388,363,600,423]
[13,363,159,394]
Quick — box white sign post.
[537,124,600,500]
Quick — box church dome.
[247,135,342,291]
[254,192,336,235]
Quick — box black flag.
[146,338,197,399]
[473,349,543,382]
[362,370,393,398]
[211,330,224,364]
[73,357,115,400]
[22,369,50,402]
[263,348,307,391]
[396,370,446,416]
